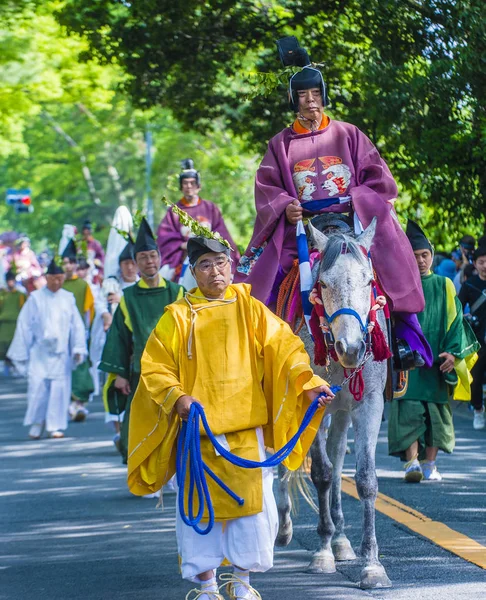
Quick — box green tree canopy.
[57,0,486,238]
[0,1,257,250]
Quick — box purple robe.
[156,198,240,273]
[235,119,425,314]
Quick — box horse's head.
[309,218,377,369]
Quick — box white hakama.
[176,428,279,580]
[8,287,87,433]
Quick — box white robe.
[7,287,87,432]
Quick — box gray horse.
[276,217,392,589]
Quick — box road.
[1,376,486,600]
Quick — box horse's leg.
[352,398,392,589]
[327,410,356,561]
[307,422,336,573]
[275,463,293,547]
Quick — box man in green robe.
[388,220,479,482]
[99,218,184,464]
[61,238,95,420]
[0,271,26,374]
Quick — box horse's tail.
[287,457,319,515]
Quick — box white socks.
[232,569,253,599]
[196,575,218,599]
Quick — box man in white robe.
[7,259,87,439]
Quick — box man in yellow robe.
[128,235,334,600]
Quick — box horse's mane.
[319,233,369,272]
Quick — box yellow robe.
[127,283,327,520]
[444,277,478,401]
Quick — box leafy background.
[1,0,485,253]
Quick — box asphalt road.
[1,376,486,600]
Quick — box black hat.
[119,237,135,263]
[134,218,158,255]
[61,238,77,261]
[289,66,329,112]
[473,246,486,261]
[78,257,89,270]
[46,259,64,275]
[5,270,15,281]
[187,236,231,266]
[406,219,432,252]
[179,159,200,190]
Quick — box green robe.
[0,289,26,359]
[99,278,184,462]
[63,276,94,402]
[389,273,480,459]
[403,273,479,404]
[63,276,93,321]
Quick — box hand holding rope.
[175,386,340,535]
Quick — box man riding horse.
[235,37,431,369]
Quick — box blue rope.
[176,385,341,535]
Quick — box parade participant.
[0,270,26,375]
[94,239,138,442]
[11,237,43,293]
[7,259,87,439]
[157,159,240,281]
[61,239,95,420]
[75,257,91,282]
[235,40,430,366]
[99,217,184,463]
[459,245,486,430]
[127,233,334,600]
[92,207,137,436]
[453,235,476,292]
[81,219,105,271]
[102,239,139,325]
[388,221,479,482]
[62,240,95,326]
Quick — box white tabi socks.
[221,568,261,600]
[193,574,220,600]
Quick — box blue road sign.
[6,188,31,206]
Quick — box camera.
[465,313,481,331]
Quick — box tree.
[57,0,486,237]
[0,2,257,250]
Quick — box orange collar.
[293,114,329,134]
[180,197,201,207]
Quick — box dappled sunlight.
[2,438,117,459]
[2,377,486,598]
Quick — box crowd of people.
[1,42,486,600]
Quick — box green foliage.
[57,0,486,239]
[2,0,485,257]
[0,2,257,252]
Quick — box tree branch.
[42,110,101,205]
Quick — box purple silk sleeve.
[351,145,425,313]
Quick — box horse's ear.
[356,217,377,252]
[308,221,329,253]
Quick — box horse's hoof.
[275,523,293,547]
[359,565,392,589]
[306,552,336,574]
[332,537,357,561]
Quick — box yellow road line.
[341,475,486,570]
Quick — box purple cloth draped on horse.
[235,119,432,366]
